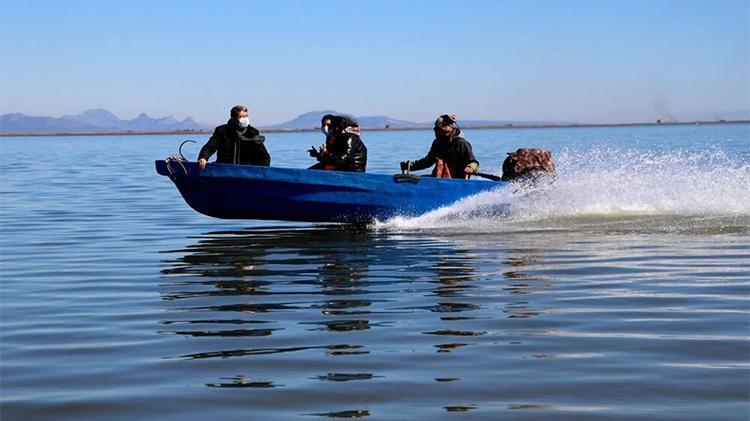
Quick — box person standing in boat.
[197,105,270,170]
[308,114,367,172]
[400,114,479,179]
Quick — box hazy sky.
[1,0,748,125]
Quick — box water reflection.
[310,410,371,418]
[429,249,480,298]
[421,245,487,352]
[302,243,372,332]
[154,227,749,418]
[157,226,557,402]
[159,226,380,342]
[313,373,380,382]
[158,225,556,353]
[206,375,279,388]
[159,226,496,355]
[444,405,478,412]
[159,225,413,385]
[170,327,279,337]
[175,344,338,360]
[501,251,551,319]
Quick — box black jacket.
[410,130,478,177]
[198,121,270,166]
[319,133,367,172]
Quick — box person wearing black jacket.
[308,114,367,172]
[400,114,479,179]
[198,105,270,169]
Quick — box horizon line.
[1,119,747,138]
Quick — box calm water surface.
[1,124,749,419]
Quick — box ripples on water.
[151,227,750,419]
[1,125,749,419]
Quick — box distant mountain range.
[262,110,563,130]
[4,108,745,135]
[0,108,567,134]
[0,109,211,133]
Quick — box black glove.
[400,160,411,171]
[308,146,320,158]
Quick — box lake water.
[1,124,749,420]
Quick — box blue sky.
[1,0,748,125]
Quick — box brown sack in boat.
[501,148,556,182]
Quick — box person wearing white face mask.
[308,114,367,172]
[198,105,270,170]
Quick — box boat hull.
[155,160,504,222]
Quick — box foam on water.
[377,148,750,234]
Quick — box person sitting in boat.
[308,114,367,172]
[197,105,270,170]
[400,114,479,179]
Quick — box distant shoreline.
[1,119,747,137]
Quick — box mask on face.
[321,125,333,137]
[435,126,453,139]
[237,117,250,129]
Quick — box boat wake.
[377,148,750,235]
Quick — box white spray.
[378,148,750,234]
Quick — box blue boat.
[155,159,505,222]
